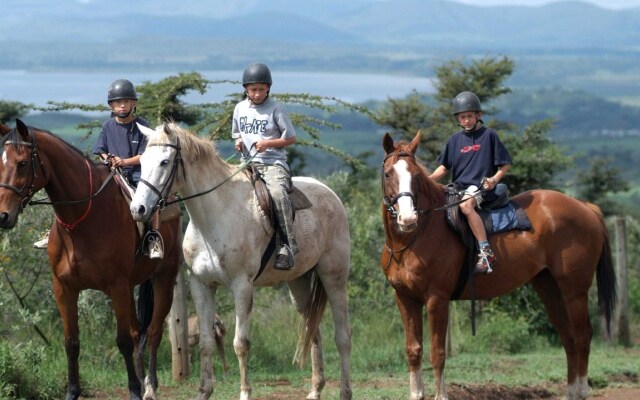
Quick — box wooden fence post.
[613,216,630,346]
[167,264,190,381]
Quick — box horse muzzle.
[130,202,152,223]
[397,212,418,232]
[0,211,18,229]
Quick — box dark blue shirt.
[93,117,149,185]
[436,126,512,188]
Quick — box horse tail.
[294,271,327,367]
[137,279,155,349]
[591,204,617,338]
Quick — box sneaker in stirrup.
[147,233,164,259]
[33,230,50,249]
[474,246,496,274]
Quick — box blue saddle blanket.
[478,201,531,234]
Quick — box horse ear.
[409,130,422,154]
[382,132,395,154]
[137,123,157,139]
[15,119,29,140]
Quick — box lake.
[0,70,433,107]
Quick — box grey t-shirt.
[231,97,296,168]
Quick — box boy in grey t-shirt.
[232,63,297,271]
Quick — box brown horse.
[0,120,182,400]
[380,132,616,400]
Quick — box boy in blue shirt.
[429,91,512,274]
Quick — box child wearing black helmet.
[429,91,512,274]
[34,79,163,258]
[232,63,298,271]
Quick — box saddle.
[445,183,531,237]
[444,183,531,301]
[244,165,312,226]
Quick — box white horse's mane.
[156,122,235,176]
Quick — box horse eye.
[160,159,169,166]
[17,160,28,169]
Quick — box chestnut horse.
[380,132,616,400]
[0,120,182,400]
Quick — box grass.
[81,343,638,399]
[26,291,636,400]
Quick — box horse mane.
[3,124,96,165]
[159,122,234,176]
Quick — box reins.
[137,139,256,211]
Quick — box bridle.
[380,150,435,267]
[136,138,255,211]
[0,134,42,212]
[137,138,184,211]
[381,150,430,219]
[1,129,116,231]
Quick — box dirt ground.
[444,383,640,400]
[96,383,640,400]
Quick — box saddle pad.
[478,201,531,235]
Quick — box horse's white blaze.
[2,151,7,166]
[393,160,417,226]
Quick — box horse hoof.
[306,391,321,400]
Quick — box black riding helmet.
[452,91,482,115]
[242,63,273,87]
[107,79,138,103]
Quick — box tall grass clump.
[0,341,65,399]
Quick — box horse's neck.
[40,136,113,221]
[182,159,254,225]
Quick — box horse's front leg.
[53,280,82,400]
[111,286,143,400]
[395,292,425,400]
[426,295,450,400]
[189,274,218,400]
[142,272,177,400]
[230,278,254,400]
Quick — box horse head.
[131,122,184,222]
[381,131,424,232]
[0,119,44,229]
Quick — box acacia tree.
[0,100,31,124]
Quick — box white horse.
[130,122,352,400]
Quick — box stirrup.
[474,247,495,274]
[273,245,294,271]
[144,230,164,259]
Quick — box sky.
[452,0,640,9]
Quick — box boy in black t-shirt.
[429,91,512,274]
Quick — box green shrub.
[0,341,64,399]
[461,310,540,354]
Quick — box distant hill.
[1,0,639,103]
[3,0,639,50]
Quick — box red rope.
[55,159,93,231]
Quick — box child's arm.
[484,165,511,189]
[429,165,448,182]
